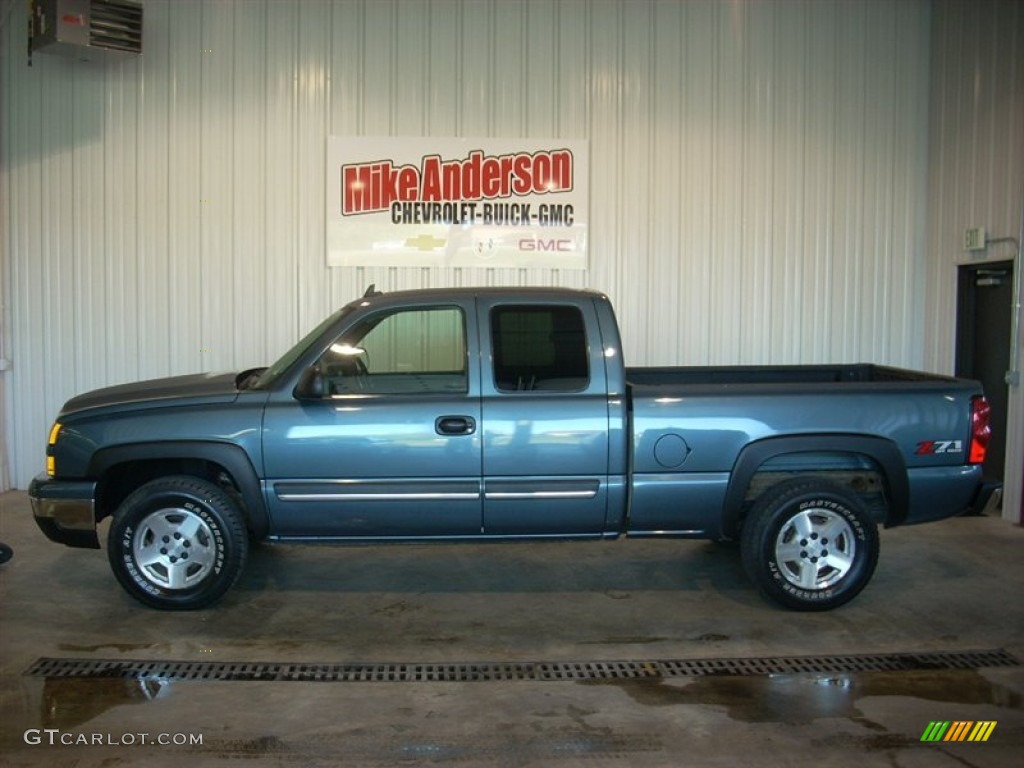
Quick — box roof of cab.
[348,285,609,305]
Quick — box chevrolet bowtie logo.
[405,234,446,251]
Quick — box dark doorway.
[956,261,1013,483]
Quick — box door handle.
[435,416,476,435]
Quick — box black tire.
[107,475,248,610]
[741,478,879,611]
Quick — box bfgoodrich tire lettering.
[107,476,248,610]
[741,478,879,611]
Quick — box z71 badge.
[915,440,963,455]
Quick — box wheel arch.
[89,441,269,540]
[722,434,909,539]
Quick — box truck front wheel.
[107,476,248,610]
[741,479,879,611]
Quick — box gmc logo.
[519,238,574,252]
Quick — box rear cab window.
[490,305,589,393]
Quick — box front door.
[262,301,482,538]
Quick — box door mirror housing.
[294,365,326,400]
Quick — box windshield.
[252,306,353,389]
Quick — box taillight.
[968,396,991,465]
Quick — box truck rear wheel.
[741,478,879,611]
[107,476,248,610]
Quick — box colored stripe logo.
[920,721,997,742]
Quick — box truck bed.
[626,363,957,387]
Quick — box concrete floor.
[0,488,1022,767]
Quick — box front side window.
[491,305,589,392]
[320,307,467,395]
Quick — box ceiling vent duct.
[30,0,143,62]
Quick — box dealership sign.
[327,137,588,268]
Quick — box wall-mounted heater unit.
[30,0,143,61]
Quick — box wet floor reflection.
[587,669,1022,724]
[42,677,171,730]
[36,668,1020,733]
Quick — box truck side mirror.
[294,365,325,400]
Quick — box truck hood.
[60,372,241,416]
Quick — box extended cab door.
[261,299,482,538]
[478,297,611,535]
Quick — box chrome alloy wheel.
[773,507,856,590]
[132,508,217,590]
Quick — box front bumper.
[28,474,100,549]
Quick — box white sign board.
[327,137,588,269]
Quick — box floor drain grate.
[24,648,1019,684]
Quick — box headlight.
[46,422,61,476]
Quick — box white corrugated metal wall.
[1,0,933,489]
[926,0,1024,522]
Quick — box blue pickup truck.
[29,287,995,611]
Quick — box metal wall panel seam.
[0,12,8,489]
[0,12,14,488]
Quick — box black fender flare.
[722,434,909,537]
[88,441,269,539]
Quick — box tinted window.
[491,305,589,392]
